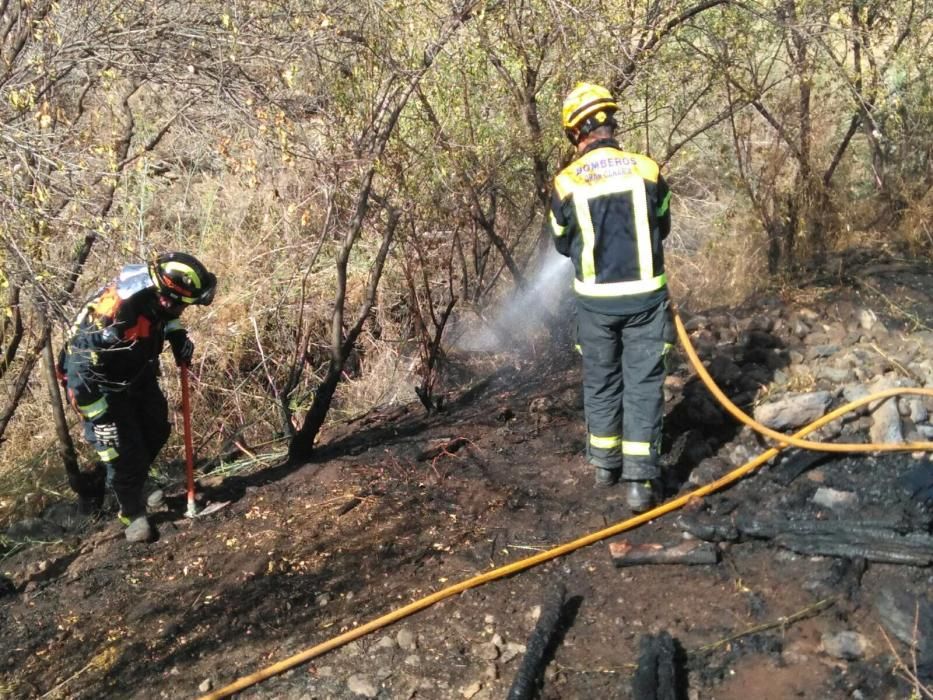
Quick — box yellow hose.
[672,311,933,452]
[200,309,932,700]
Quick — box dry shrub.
[0,395,74,527]
[900,188,933,259]
[0,159,330,527]
[665,187,770,310]
[335,332,419,420]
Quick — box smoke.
[453,249,573,353]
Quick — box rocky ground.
[1,252,932,700]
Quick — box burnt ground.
[1,254,932,700]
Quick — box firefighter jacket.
[548,138,671,315]
[62,264,185,421]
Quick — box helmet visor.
[195,272,217,306]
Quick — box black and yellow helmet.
[149,252,217,306]
[561,82,618,144]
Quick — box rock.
[342,640,362,656]
[812,487,859,511]
[812,419,843,441]
[753,391,832,430]
[789,313,814,337]
[396,628,417,650]
[346,674,378,698]
[807,344,840,360]
[904,397,929,424]
[198,679,213,693]
[868,388,905,445]
[842,382,871,407]
[373,635,396,651]
[856,308,877,330]
[461,680,483,699]
[474,641,499,661]
[688,457,732,486]
[816,365,852,384]
[821,631,869,659]
[500,642,526,664]
[909,359,933,388]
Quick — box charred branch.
[679,511,933,566]
[632,631,687,700]
[506,583,568,700]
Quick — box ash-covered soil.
[1,254,932,700]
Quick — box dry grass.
[2,98,929,533]
[880,622,933,700]
[666,187,770,310]
[901,188,933,260]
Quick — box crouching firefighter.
[59,252,217,542]
[547,82,674,512]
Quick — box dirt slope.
[1,255,932,700]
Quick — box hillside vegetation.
[1,0,931,525]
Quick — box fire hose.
[200,307,933,699]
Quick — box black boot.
[594,467,621,488]
[623,480,658,513]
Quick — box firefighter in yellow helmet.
[547,82,674,512]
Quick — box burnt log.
[506,584,567,700]
[679,511,933,565]
[609,540,720,567]
[736,514,933,565]
[770,450,831,486]
[674,512,740,542]
[632,631,687,700]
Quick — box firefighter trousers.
[577,298,673,481]
[79,377,171,518]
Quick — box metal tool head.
[185,500,230,518]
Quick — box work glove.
[167,330,194,367]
